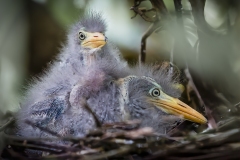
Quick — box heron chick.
[60,12,125,68]
[16,61,207,139]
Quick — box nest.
[2,117,240,160]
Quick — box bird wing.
[30,96,68,128]
[17,93,73,138]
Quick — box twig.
[130,0,157,22]
[188,0,225,37]
[184,68,217,129]
[25,120,62,137]
[0,117,15,132]
[131,0,169,64]
[150,0,168,16]
[4,147,28,160]
[82,145,133,160]
[140,21,160,64]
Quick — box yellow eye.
[79,32,86,40]
[151,88,161,97]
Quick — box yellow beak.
[148,92,207,124]
[81,32,107,49]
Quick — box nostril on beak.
[94,36,98,37]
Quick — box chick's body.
[16,13,127,138]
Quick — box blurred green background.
[1,0,240,148]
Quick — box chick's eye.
[79,32,86,40]
[151,88,160,97]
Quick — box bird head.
[68,13,107,51]
[117,76,207,124]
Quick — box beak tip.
[148,93,208,125]
[200,117,208,124]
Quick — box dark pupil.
[153,90,159,96]
[79,32,85,40]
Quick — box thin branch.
[25,120,62,138]
[188,0,225,37]
[132,0,169,64]
[184,68,217,129]
[140,21,160,64]
[150,0,168,16]
[130,0,157,22]
[0,117,15,132]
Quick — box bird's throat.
[81,48,101,66]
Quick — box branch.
[131,0,168,64]
[189,0,226,37]
[140,21,160,64]
[0,117,15,132]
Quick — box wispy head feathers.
[71,11,107,33]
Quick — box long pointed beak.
[82,32,107,49]
[148,93,207,124]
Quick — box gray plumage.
[16,13,206,157]
[16,13,128,139]
[16,60,180,138]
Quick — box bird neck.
[117,80,131,121]
[81,48,101,66]
[61,44,103,66]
